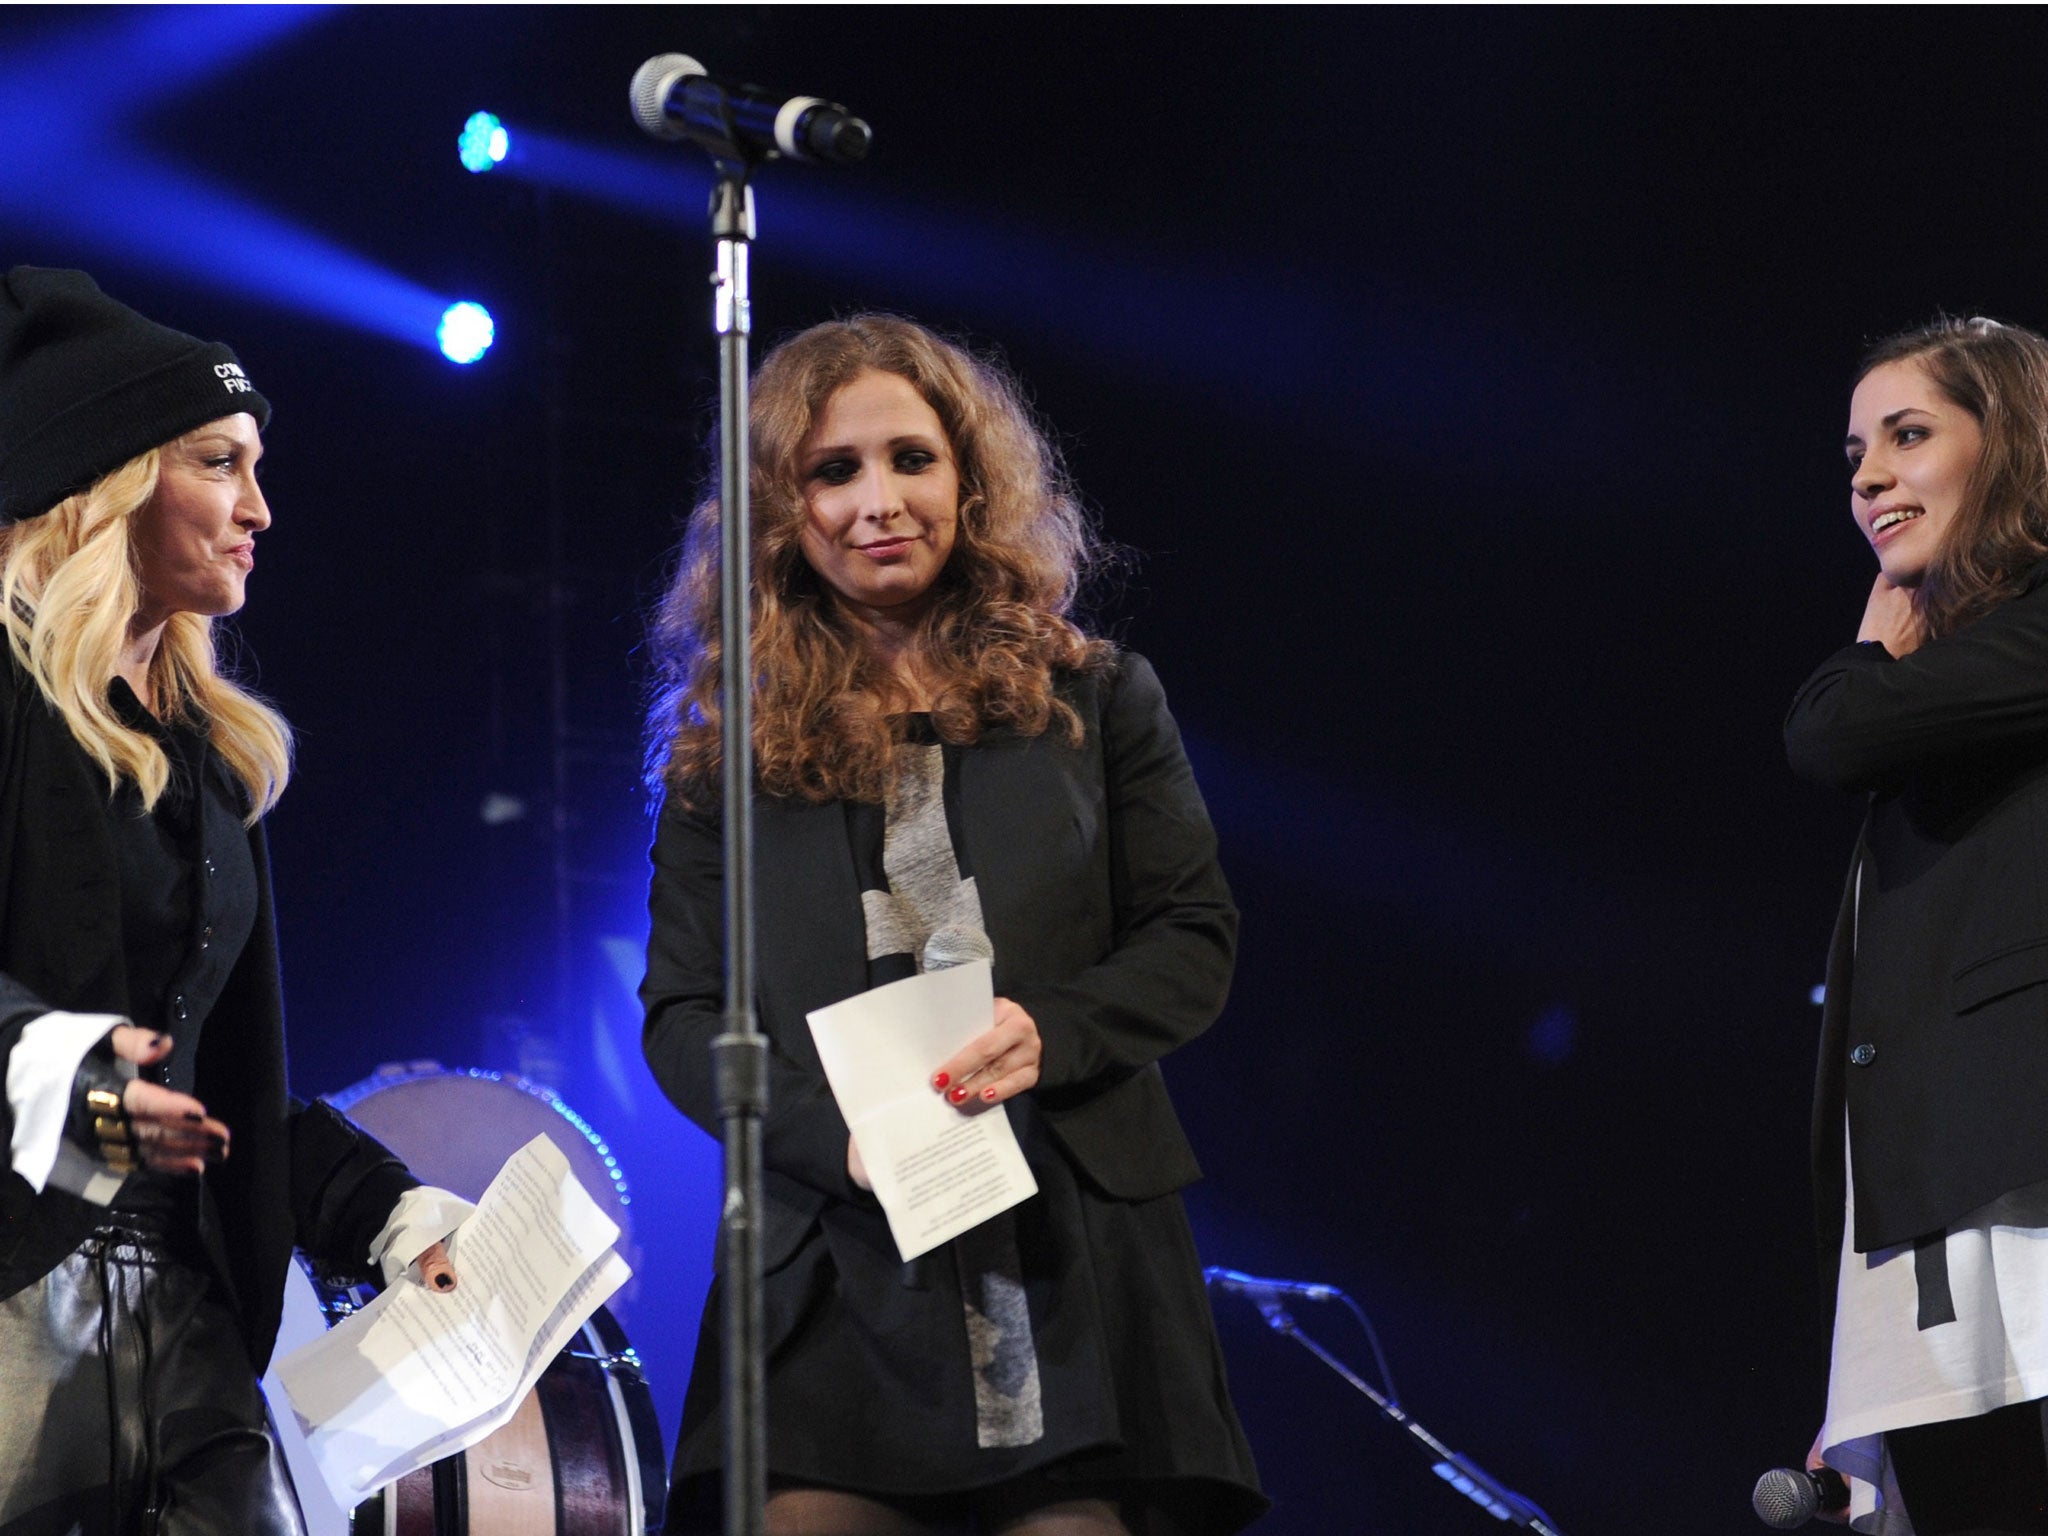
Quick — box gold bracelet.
[87,1088,135,1172]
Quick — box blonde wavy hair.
[0,443,291,820]
[648,314,1113,805]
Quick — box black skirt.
[669,1100,1264,1534]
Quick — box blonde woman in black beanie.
[0,268,466,1536]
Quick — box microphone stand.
[1237,1294,1568,1536]
[708,158,767,1536]
[679,147,770,1536]
[638,59,869,1536]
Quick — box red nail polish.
[947,1086,968,1104]
[932,1071,950,1090]
[980,1087,997,1102]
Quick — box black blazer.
[0,660,416,1371]
[1788,559,2048,1267]
[640,651,1237,1271]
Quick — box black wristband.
[65,1035,137,1173]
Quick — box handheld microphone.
[1751,1465,1850,1529]
[629,54,872,166]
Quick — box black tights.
[765,1485,1128,1535]
[671,1470,1204,1536]
[1891,1400,2048,1536]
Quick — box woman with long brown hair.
[642,315,1263,1535]
[1789,316,2048,1532]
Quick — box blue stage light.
[437,302,495,364]
[459,111,508,174]
[0,9,467,356]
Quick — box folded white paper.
[273,1133,630,1511]
[807,959,1037,1262]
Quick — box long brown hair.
[1859,316,2048,638]
[647,315,1112,805]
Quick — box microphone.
[1203,1266,1339,1302]
[923,925,994,973]
[1751,1465,1849,1529]
[629,54,872,166]
[1205,1267,1340,1331]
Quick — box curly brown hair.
[647,315,1113,805]
[1858,316,2048,638]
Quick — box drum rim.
[579,1309,669,1535]
[323,1061,633,1215]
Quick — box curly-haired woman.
[0,267,465,1536]
[1790,317,2048,1533]
[642,316,1263,1536]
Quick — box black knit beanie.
[0,266,272,523]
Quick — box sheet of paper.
[273,1133,630,1510]
[807,959,1037,1262]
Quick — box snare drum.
[261,1065,666,1536]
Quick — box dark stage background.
[6,5,2035,1530]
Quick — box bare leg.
[766,1485,950,1536]
[990,1498,1131,1536]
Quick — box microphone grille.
[822,115,872,165]
[629,52,706,140]
[922,925,993,972]
[1751,1468,1819,1530]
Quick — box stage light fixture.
[459,111,509,174]
[438,301,495,364]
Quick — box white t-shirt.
[1820,1132,2048,1533]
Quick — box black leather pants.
[0,1218,308,1536]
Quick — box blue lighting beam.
[0,7,481,358]
[467,120,1684,481]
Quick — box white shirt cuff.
[6,1011,129,1198]
[369,1184,476,1286]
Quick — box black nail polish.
[434,1273,454,1290]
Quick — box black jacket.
[1788,558,2048,1267]
[0,658,416,1371]
[640,651,1237,1272]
